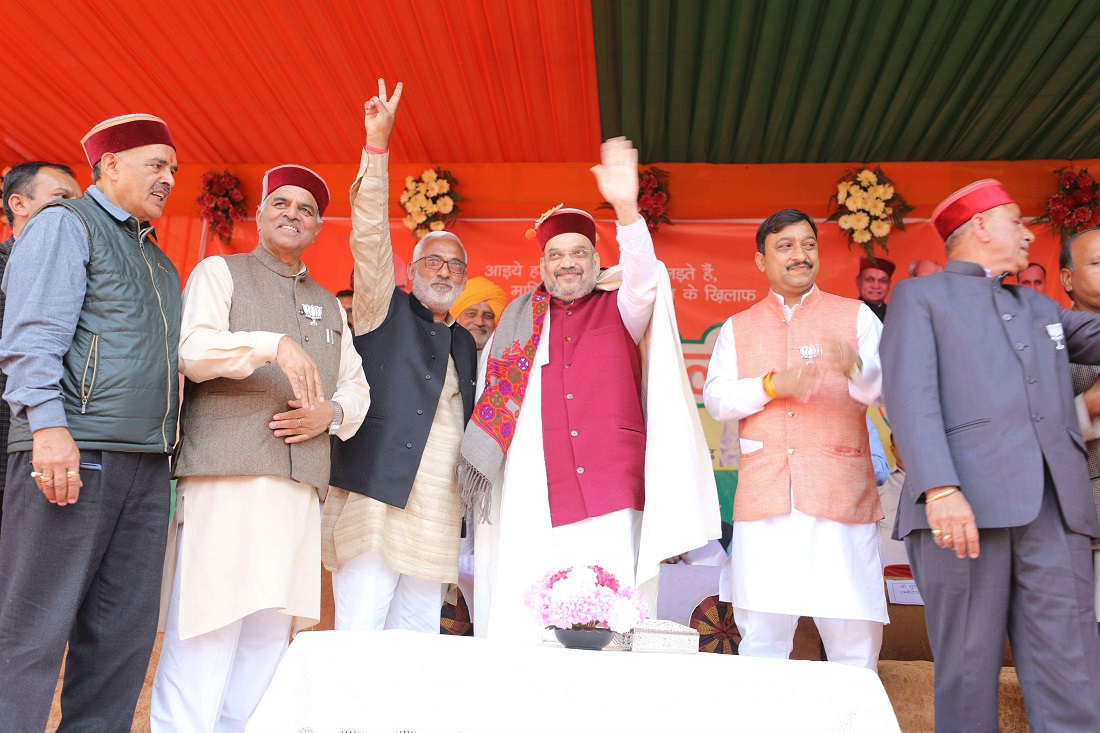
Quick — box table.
[247,631,901,732]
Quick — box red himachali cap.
[81,113,175,167]
[859,256,895,277]
[261,165,330,218]
[930,179,1016,241]
[526,204,597,250]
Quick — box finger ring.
[930,529,942,536]
[298,375,306,382]
[66,470,78,477]
[31,471,43,478]
[297,418,303,427]
[942,534,953,541]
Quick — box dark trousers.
[0,449,170,732]
[907,481,1100,733]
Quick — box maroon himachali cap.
[80,113,175,167]
[930,179,1016,241]
[261,164,330,218]
[526,204,597,250]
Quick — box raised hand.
[590,137,640,225]
[365,77,404,150]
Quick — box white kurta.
[704,288,888,623]
[169,256,370,639]
[474,220,721,640]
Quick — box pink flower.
[230,188,244,203]
[217,197,231,210]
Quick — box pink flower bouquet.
[524,565,647,633]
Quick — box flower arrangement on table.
[826,167,913,259]
[1036,166,1100,241]
[524,564,647,634]
[197,170,248,245]
[599,166,672,234]
[400,168,461,240]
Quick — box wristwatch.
[329,400,343,435]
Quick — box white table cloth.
[247,630,901,733]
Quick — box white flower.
[437,178,451,194]
[852,229,873,243]
[437,196,455,214]
[866,198,886,217]
[416,182,428,195]
[403,215,416,231]
[857,169,878,186]
[881,184,894,200]
[422,169,438,183]
[870,219,891,237]
[412,209,428,224]
[426,180,441,197]
[608,596,639,633]
[405,176,416,188]
[430,221,446,231]
[837,181,850,205]
[838,214,853,230]
[851,212,870,230]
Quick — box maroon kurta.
[541,291,646,526]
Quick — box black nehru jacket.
[329,287,477,508]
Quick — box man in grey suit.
[881,179,1100,732]
[1059,226,1100,623]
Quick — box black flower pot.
[553,627,615,650]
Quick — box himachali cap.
[526,204,597,250]
[81,113,175,167]
[261,164,330,218]
[859,256,895,277]
[930,179,1016,241]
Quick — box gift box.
[629,619,699,654]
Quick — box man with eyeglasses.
[458,137,720,641]
[324,80,479,633]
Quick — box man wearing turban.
[449,276,507,353]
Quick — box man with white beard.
[324,79,479,633]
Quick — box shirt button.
[1002,314,1013,321]
[1027,377,1037,384]
[1014,343,1025,351]
[304,336,310,342]
[565,364,571,369]
[430,331,436,336]
[417,409,423,415]
[426,374,432,380]
[787,448,795,455]
[576,466,585,474]
[565,336,572,342]
[431,354,436,359]
[787,411,795,417]
[570,430,578,437]
[406,443,413,448]
[566,393,574,400]
[566,309,573,315]
[1032,415,1042,423]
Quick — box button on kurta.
[406,443,413,448]
[570,430,578,437]
[576,466,585,474]
[1027,377,1037,384]
[417,409,423,415]
[1002,314,1013,320]
[1032,415,1042,422]
[1014,343,1025,350]
[425,374,431,379]
[787,448,795,454]
[787,411,795,417]
[566,393,574,400]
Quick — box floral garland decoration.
[1035,167,1100,241]
[599,166,672,234]
[197,170,248,245]
[826,167,913,259]
[400,168,461,239]
[524,564,647,633]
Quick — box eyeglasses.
[414,255,467,274]
[543,247,593,263]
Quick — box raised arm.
[592,137,658,341]
[350,78,403,335]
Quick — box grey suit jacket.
[881,259,1100,539]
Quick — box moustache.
[556,267,583,276]
[786,260,813,271]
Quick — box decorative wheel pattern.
[690,595,740,654]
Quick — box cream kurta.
[169,256,370,639]
[321,148,466,583]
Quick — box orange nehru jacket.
[731,289,883,524]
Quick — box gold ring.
[930,529,941,536]
[942,534,953,541]
[66,470,78,477]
